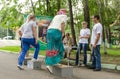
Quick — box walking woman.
[17,14,40,70]
[46,9,67,73]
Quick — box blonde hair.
[81,21,88,25]
[26,14,35,23]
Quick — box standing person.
[75,21,90,66]
[63,33,73,58]
[90,15,103,71]
[17,14,40,70]
[46,9,67,73]
[19,36,29,57]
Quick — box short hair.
[29,14,35,19]
[81,21,88,25]
[94,15,100,20]
[66,33,70,36]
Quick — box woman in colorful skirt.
[46,9,67,73]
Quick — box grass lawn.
[0,46,120,65]
[101,48,120,56]
[0,46,46,56]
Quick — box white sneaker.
[17,65,24,70]
[46,66,53,74]
[81,64,86,67]
[31,58,38,61]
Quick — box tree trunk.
[30,0,35,14]
[68,0,77,46]
[97,0,107,54]
[108,26,112,48]
[83,0,91,50]
[57,0,61,11]
[83,0,90,28]
[46,0,50,13]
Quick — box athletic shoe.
[17,65,24,70]
[46,66,53,74]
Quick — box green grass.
[101,48,120,56]
[0,46,120,64]
[0,46,120,56]
[0,46,46,56]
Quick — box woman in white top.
[17,14,40,70]
[76,21,90,66]
[46,9,67,73]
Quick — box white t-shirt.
[19,20,37,38]
[79,28,90,44]
[91,23,103,45]
[48,15,67,31]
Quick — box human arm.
[32,22,38,44]
[18,25,24,37]
[61,22,65,37]
[93,33,100,48]
[80,29,90,39]
[18,30,23,37]
[80,35,90,39]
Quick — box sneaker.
[17,65,24,70]
[46,66,53,74]
[93,68,101,71]
[81,64,86,67]
[31,58,38,61]
[88,65,95,69]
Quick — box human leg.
[18,38,30,66]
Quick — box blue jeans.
[76,43,88,65]
[91,45,101,69]
[18,38,40,66]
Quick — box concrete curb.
[0,50,120,72]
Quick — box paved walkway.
[0,52,120,79]
[0,40,20,47]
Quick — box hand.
[80,36,84,39]
[35,39,38,44]
[93,44,97,48]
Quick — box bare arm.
[94,33,100,46]
[80,35,90,39]
[18,30,23,37]
[32,26,38,41]
[61,22,65,37]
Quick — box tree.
[83,0,90,28]
[57,0,61,11]
[30,0,36,14]
[68,0,77,46]
[46,0,50,13]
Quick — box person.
[90,15,103,71]
[17,14,40,70]
[42,27,47,42]
[19,37,29,57]
[63,33,73,58]
[45,9,67,73]
[75,21,90,66]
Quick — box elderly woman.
[46,9,67,73]
[17,14,40,70]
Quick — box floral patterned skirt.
[45,29,64,66]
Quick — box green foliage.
[0,46,46,56]
[0,0,120,41]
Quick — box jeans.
[76,43,88,65]
[18,38,40,66]
[91,45,101,69]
